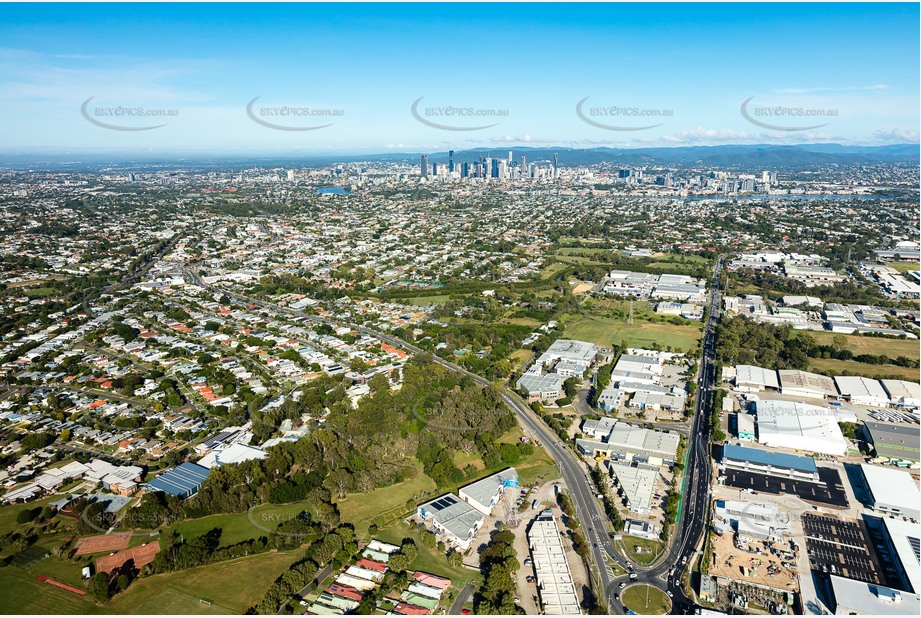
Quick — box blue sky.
[0,2,918,153]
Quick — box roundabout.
[621,583,672,615]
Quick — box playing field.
[621,584,671,615]
[807,331,920,361]
[0,568,106,614]
[96,541,160,574]
[75,533,132,556]
[106,549,304,614]
[809,358,919,381]
[564,316,702,352]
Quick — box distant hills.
[415,144,920,168]
[0,143,917,171]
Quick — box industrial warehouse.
[527,512,581,615]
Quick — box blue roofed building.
[720,443,820,483]
[146,462,210,499]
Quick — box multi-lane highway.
[185,259,726,614]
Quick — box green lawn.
[107,549,303,614]
[564,316,702,353]
[621,584,671,615]
[809,357,919,381]
[623,537,666,565]
[0,567,107,614]
[335,460,437,535]
[806,331,920,361]
[405,295,451,306]
[888,261,920,274]
[170,502,313,547]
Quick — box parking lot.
[721,467,848,508]
[801,513,881,584]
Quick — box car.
[619,582,627,589]
[523,558,532,566]
[514,597,520,604]
[667,591,673,598]
[461,609,471,615]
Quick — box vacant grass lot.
[807,331,920,360]
[623,537,666,565]
[621,584,671,615]
[564,316,702,352]
[335,461,437,535]
[107,549,303,614]
[170,502,313,547]
[404,295,451,306]
[889,261,920,274]
[810,358,919,381]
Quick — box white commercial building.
[860,464,921,520]
[458,468,518,515]
[734,365,780,391]
[835,376,890,407]
[881,379,921,409]
[606,461,658,514]
[528,513,581,615]
[754,399,848,456]
[879,517,921,594]
[417,494,484,551]
[778,369,838,400]
[829,575,919,615]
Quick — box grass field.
[107,549,303,614]
[888,261,920,274]
[622,537,666,565]
[0,567,106,614]
[404,295,451,306]
[621,584,671,615]
[564,316,702,352]
[335,461,437,535]
[806,331,920,360]
[809,358,919,381]
[170,502,313,547]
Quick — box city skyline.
[0,2,918,154]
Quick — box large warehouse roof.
[147,462,210,498]
[735,365,780,390]
[722,444,817,474]
[778,369,838,398]
[881,379,921,406]
[755,399,848,456]
[829,575,920,616]
[864,421,921,462]
[834,376,889,403]
[881,517,921,594]
[861,464,921,520]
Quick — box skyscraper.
[520,155,527,178]
[553,153,560,179]
[420,154,428,178]
[449,150,455,173]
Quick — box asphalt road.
[185,261,728,614]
